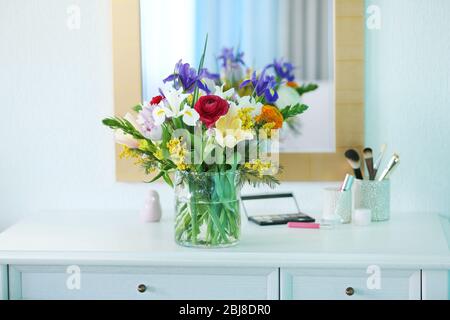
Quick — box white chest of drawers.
[0,212,449,300]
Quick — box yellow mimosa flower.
[138,140,151,151]
[244,159,273,177]
[237,107,255,130]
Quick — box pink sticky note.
[287,222,320,229]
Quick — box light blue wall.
[365,0,450,296]
[365,0,450,214]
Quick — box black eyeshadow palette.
[248,213,315,226]
[241,193,316,226]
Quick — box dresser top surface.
[0,212,449,268]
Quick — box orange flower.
[287,81,299,88]
[255,105,284,129]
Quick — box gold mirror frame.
[111,0,364,182]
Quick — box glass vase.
[174,171,241,248]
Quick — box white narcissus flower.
[236,96,263,118]
[181,106,200,127]
[203,79,216,95]
[160,84,189,116]
[152,106,168,126]
[153,84,194,125]
[213,84,235,100]
[275,85,301,109]
[200,82,235,100]
[115,130,139,148]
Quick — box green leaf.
[296,83,319,96]
[132,104,143,113]
[239,168,281,189]
[192,34,208,107]
[146,171,165,183]
[102,117,146,140]
[161,125,172,159]
[280,103,309,120]
[163,173,174,188]
[102,118,120,128]
[209,202,227,241]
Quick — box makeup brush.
[363,148,375,180]
[345,149,363,180]
[339,174,355,192]
[373,144,387,179]
[378,154,400,181]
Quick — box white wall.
[365,0,450,215]
[0,0,332,231]
[4,0,448,232]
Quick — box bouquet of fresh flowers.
[103,38,315,248]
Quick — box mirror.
[111,0,364,181]
[140,0,335,153]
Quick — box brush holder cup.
[352,180,390,222]
[322,188,352,224]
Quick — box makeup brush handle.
[354,168,363,180]
[374,149,386,170]
[378,163,398,181]
[378,158,399,181]
[365,158,375,180]
[378,169,390,181]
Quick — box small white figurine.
[140,190,162,223]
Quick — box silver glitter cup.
[352,180,390,222]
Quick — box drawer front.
[9,265,278,300]
[0,265,7,300]
[281,268,421,300]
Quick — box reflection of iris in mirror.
[217,47,245,86]
[240,70,279,104]
[269,59,296,82]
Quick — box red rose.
[150,95,163,105]
[194,95,229,128]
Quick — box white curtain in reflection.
[278,0,333,80]
[194,0,332,81]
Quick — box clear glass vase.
[174,171,241,248]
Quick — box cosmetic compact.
[241,193,315,226]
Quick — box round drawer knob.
[345,287,355,296]
[137,284,147,293]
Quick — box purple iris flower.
[217,47,245,68]
[163,60,219,94]
[201,68,220,82]
[268,59,296,82]
[217,47,246,84]
[240,69,279,103]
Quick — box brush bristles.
[346,158,361,169]
[345,149,360,162]
[345,149,361,169]
[363,148,373,159]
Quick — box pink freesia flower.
[115,131,139,148]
